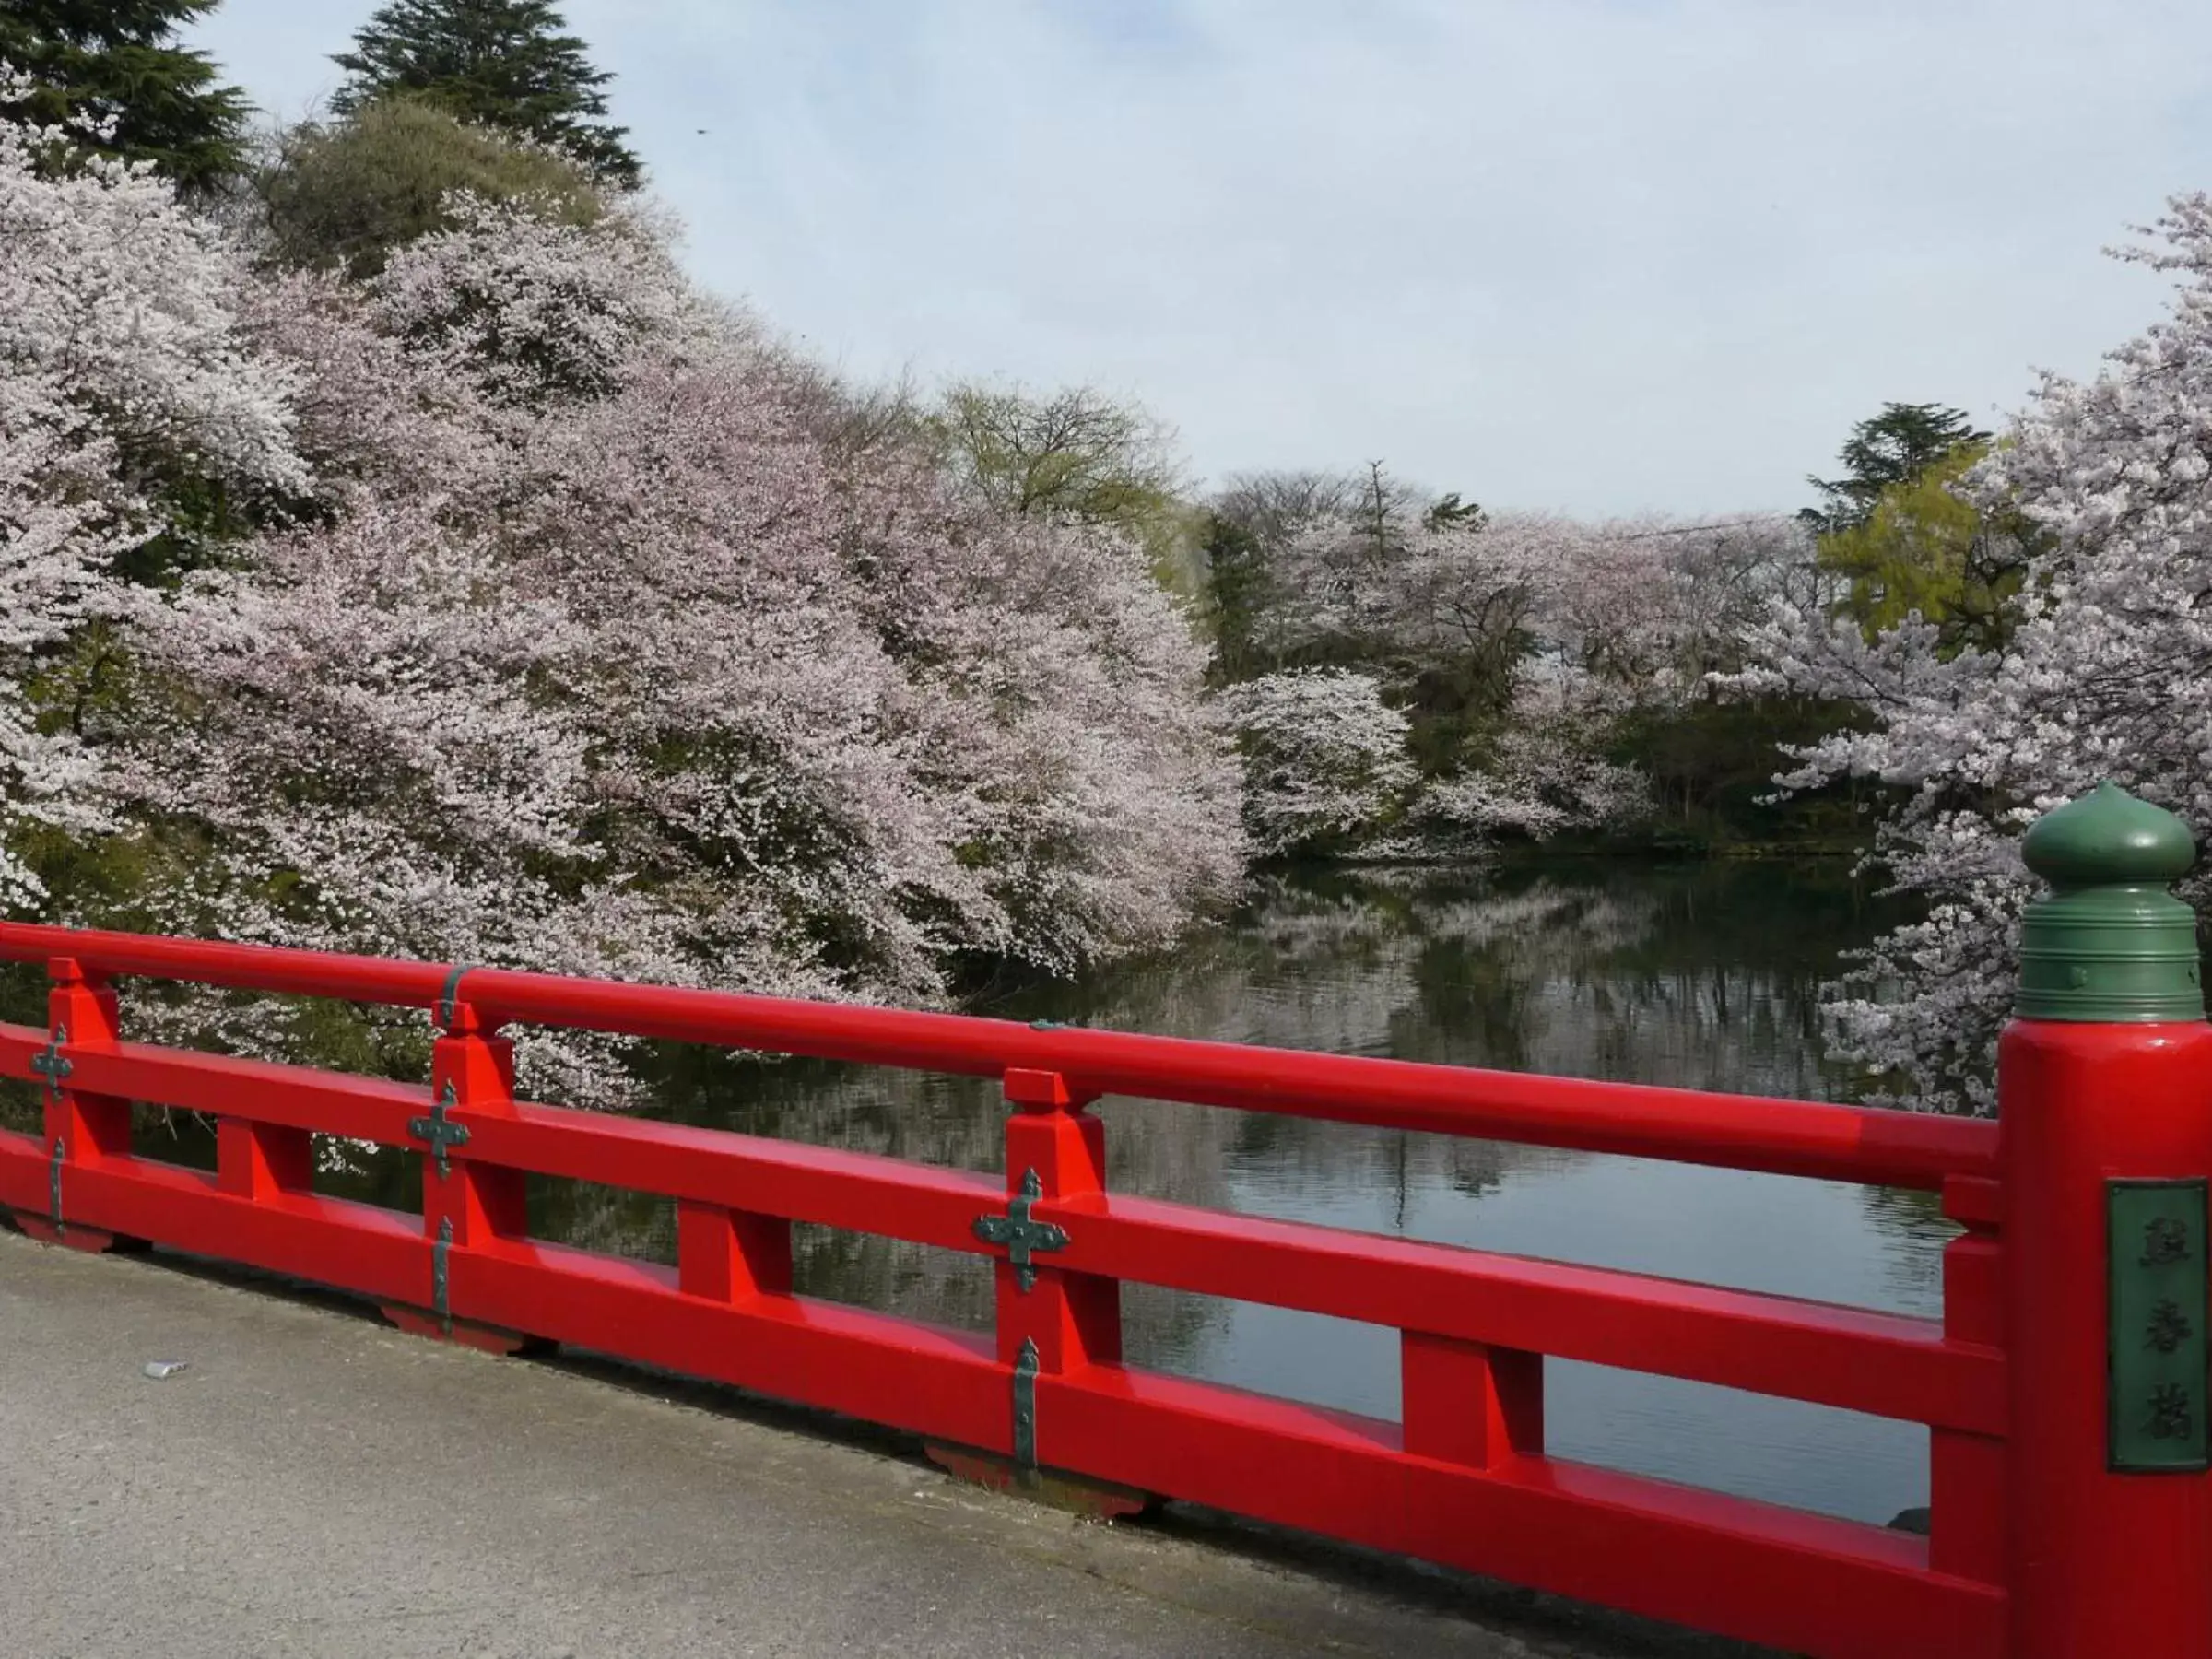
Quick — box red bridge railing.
[0,914,2193,1657]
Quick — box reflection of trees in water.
[1179,862,1877,1105]
[1403,862,1888,1104]
[532,1181,678,1266]
[606,862,1886,1371]
[1856,1183,1953,1312]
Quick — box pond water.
[574,856,1948,1529]
[9,856,1954,1529]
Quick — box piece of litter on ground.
[142,1360,188,1380]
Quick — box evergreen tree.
[0,0,250,191]
[1200,512,1270,684]
[331,0,641,189]
[1814,439,2034,653]
[1799,402,1990,536]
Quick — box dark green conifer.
[0,0,250,191]
[331,0,641,188]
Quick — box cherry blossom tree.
[1736,195,2212,1111]
[0,91,304,912]
[1223,668,1415,855]
[1227,494,1802,853]
[369,192,706,404]
[89,179,1243,1100]
[1406,658,1650,846]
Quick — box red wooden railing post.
[215,970,312,1201]
[992,1067,1121,1470]
[380,985,535,1354]
[2000,785,2212,1657]
[677,1202,793,1302]
[1402,1332,1542,1469]
[1930,1175,2005,1586]
[20,956,135,1252]
[216,1114,312,1202]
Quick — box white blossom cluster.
[1,110,1245,1102]
[1224,505,1799,856]
[1737,195,2212,1111]
[0,96,305,909]
[1221,668,1416,855]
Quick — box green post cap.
[2016,782,2204,1022]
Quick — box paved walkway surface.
[0,1228,1773,1659]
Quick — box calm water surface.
[17,858,1949,1528]
[603,857,1946,1528]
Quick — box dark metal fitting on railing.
[1011,1337,1041,1471]
[431,1216,454,1333]
[437,963,472,1031]
[973,1169,1070,1293]
[29,1023,70,1103]
[408,1082,471,1181]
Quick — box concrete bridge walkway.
[0,1230,1767,1659]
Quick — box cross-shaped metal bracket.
[29,1024,71,1103]
[973,1169,1069,1293]
[408,1082,471,1181]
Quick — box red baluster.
[18,956,135,1252]
[380,990,537,1355]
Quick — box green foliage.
[254,96,605,277]
[331,0,641,189]
[1423,490,1486,531]
[1606,696,1875,850]
[0,0,249,191]
[1199,469,1350,681]
[1800,402,1989,537]
[929,381,1199,594]
[1197,511,1268,683]
[1815,440,2032,651]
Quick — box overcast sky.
[189,0,2212,516]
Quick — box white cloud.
[194,0,2212,513]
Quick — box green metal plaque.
[2109,1179,2210,1473]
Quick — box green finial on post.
[2016,782,2204,1022]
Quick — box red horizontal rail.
[0,923,1997,1186]
[0,925,2014,1658]
[1048,1370,2001,1659]
[1,1025,1999,1431]
[1045,1193,2004,1434]
[0,923,453,1007]
[0,1027,1000,1243]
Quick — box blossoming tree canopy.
[1,100,1244,1104]
[1741,194,2212,1111]
[1210,478,1804,856]
[0,97,306,911]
